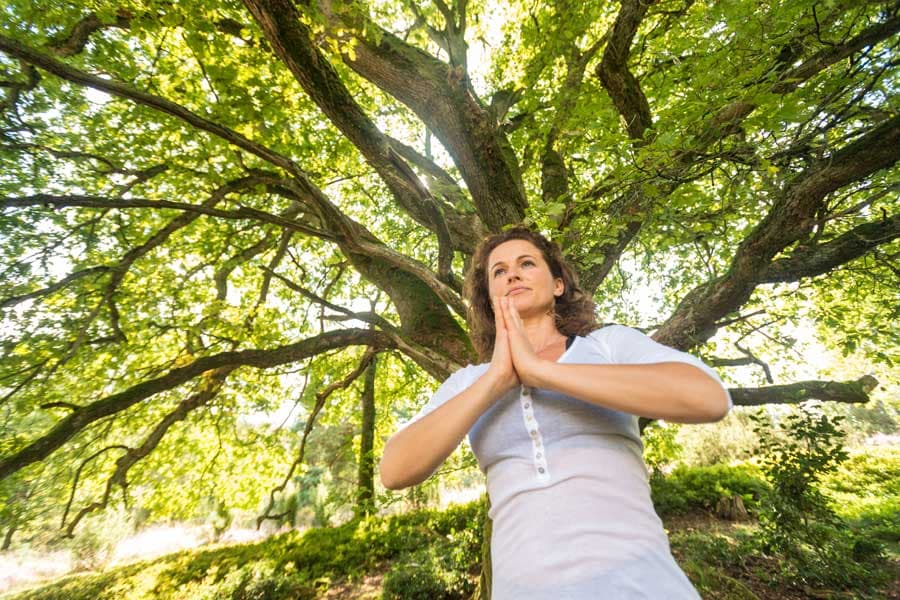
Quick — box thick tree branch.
[263,267,462,379]
[654,114,900,349]
[596,0,654,140]
[384,134,486,252]
[773,14,900,94]
[691,14,900,150]
[0,328,395,481]
[62,366,234,536]
[728,375,879,407]
[573,11,900,291]
[48,10,132,57]
[0,194,334,240]
[319,6,527,230]
[240,0,470,262]
[640,375,879,432]
[761,213,900,283]
[0,33,299,173]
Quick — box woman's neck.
[519,313,564,353]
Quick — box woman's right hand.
[485,296,520,395]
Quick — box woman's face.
[486,239,564,318]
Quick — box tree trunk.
[355,354,377,518]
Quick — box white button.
[538,467,545,474]
[523,402,531,409]
[522,386,530,396]
[530,429,537,436]
[536,452,542,459]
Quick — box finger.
[507,297,522,326]
[492,296,507,333]
[504,297,523,332]
[498,296,509,327]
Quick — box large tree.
[0,0,896,566]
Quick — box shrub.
[749,405,890,590]
[381,545,476,600]
[650,463,768,516]
[820,445,900,498]
[642,420,683,476]
[168,564,316,600]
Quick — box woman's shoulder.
[445,362,489,385]
[581,322,634,340]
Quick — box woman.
[379,226,731,599]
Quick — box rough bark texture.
[241,0,464,260]
[762,213,900,282]
[727,375,879,406]
[596,0,654,140]
[334,22,527,230]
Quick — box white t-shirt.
[397,325,732,599]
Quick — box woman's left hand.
[497,296,544,386]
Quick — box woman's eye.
[493,268,505,277]
[523,260,535,267]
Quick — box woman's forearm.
[379,371,508,490]
[529,361,730,424]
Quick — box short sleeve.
[587,325,732,411]
[394,366,473,433]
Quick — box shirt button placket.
[520,385,549,480]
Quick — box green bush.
[820,445,900,498]
[641,421,683,475]
[277,499,484,581]
[749,406,891,590]
[650,463,769,516]
[381,545,476,600]
[170,565,316,600]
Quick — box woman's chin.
[511,301,552,320]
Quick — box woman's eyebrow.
[490,254,537,271]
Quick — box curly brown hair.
[463,225,600,362]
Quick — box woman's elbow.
[379,463,404,491]
[378,446,414,491]
[702,389,731,423]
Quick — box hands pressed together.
[487,295,547,394]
